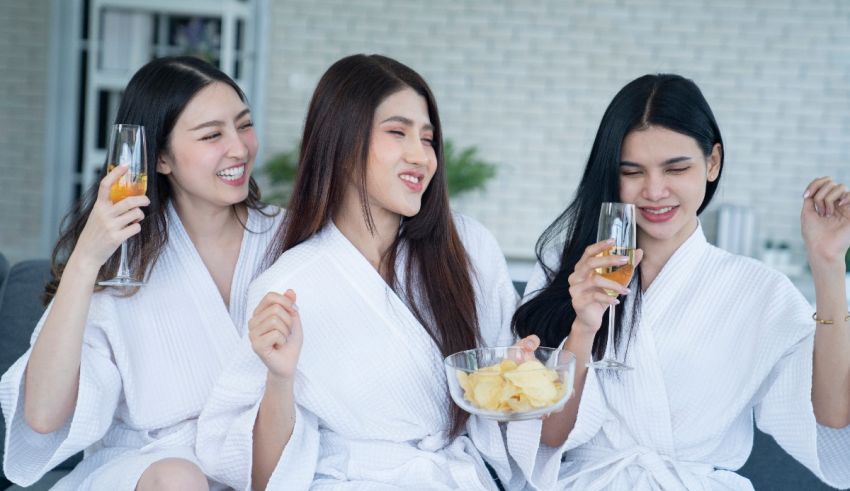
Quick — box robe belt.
[99,419,196,452]
[561,445,715,491]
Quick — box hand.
[510,335,540,362]
[801,177,850,267]
[249,290,303,382]
[71,165,150,271]
[568,239,643,337]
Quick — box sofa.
[0,257,844,490]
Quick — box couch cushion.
[0,260,82,478]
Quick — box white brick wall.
[262,0,850,265]
[0,0,50,264]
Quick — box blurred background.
[1,0,849,294]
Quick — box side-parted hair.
[45,56,267,303]
[513,74,724,359]
[266,54,478,438]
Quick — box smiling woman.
[0,56,282,490]
[195,54,539,490]
[512,74,850,490]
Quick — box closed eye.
[238,120,254,130]
[200,132,221,141]
[388,130,405,137]
[667,166,690,174]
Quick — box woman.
[0,56,282,490]
[513,73,850,489]
[196,54,539,490]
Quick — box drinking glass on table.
[587,202,636,370]
[98,124,148,287]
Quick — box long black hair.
[45,56,266,303]
[513,74,724,360]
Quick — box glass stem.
[116,241,131,279]
[606,303,616,360]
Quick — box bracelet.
[812,312,850,325]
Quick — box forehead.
[175,82,247,126]
[374,87,431,125]
[621,126,702,161]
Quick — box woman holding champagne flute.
[0,56,281,490]
[513,74,850,489]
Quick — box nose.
[404,137,430,166]
[227,130,251,161]
[642,172,670,201]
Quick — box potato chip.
[456,358,566,413]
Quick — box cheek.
[618,179,639,202]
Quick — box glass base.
[586,358,633,371]
[98,276,144,287]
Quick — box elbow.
[23,403,65,434]
[541,431,568,448]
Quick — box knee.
[136,458,209,491]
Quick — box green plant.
[262,139,497,204]
[845,248,850,273]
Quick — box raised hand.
[801,177,850,267]
[568,239,643,337]
[249,290,303,381]
[72,165,149,271]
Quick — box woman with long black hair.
[1,56,281,490]
[197,54,539,490]
[514,74,850,489]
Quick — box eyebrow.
[620,156,693,167]
[188,108,252,131]
[379,115,434,132]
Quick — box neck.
[638,217,698,289]
[171,197,246,244]
[334,186,400,272]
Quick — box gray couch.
[0,259,843,490]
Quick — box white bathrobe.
[196,214,532,490]
[517,224,850,490]
[0,204,282,490]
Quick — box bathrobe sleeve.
[752,275,850,489]
[1,298,122,486]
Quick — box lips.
[639,205,678,223]
[216,164,248,186]
[399,171,424,192]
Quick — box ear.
[707,143,722,182]
[156,154,173,175]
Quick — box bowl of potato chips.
[444,346,575,421]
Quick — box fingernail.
[803,190,811,198]
[614,299,621,305]
[622,288,631,294]
[617,256,629,263]
[291,303,299,312]
[606,238,615,244]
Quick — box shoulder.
[703,244,795,291]
[248,204,285,234]
[451,212,501,259]
[249,228,326,294]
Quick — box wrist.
[565,327,595,358]
[808,254,847,276]
[65,253,101,279]
[266,372,295,393]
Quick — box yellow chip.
[457,358,565,413]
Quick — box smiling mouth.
[216,164,246,181]
[399,174,422,184]
[641,206,676,215]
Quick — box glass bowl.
[444,346,576,421]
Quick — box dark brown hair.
[45,56,267,303]
[266,54,478,438]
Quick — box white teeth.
[217,165,245,181]
[645,206,673,214]
[399,174,420,183]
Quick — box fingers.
[97,165,129,202]
[804,177,849,217]
[517,335,540,351]
[634,249,644,268]
[249,290,301,342]
[112,195,150,215]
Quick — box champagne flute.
[587,202,636,370]
[98,124,148,287]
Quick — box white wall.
[0,0,51,264]
[261,0,850,264]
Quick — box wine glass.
[587,202,636,370]
[98,124,148,287]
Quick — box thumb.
[284,289,297,302]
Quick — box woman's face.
[157,82,257,212]
[362,87,438,223]
[618,125,721,250]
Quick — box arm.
[248,290,302,490]
[24,166,147,433]
[802,177,850,428]
[540,241,643,447]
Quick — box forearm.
[23,253,98,433]
[252,372,296,490]
[541,329,594,447]
[810,256,850,428]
